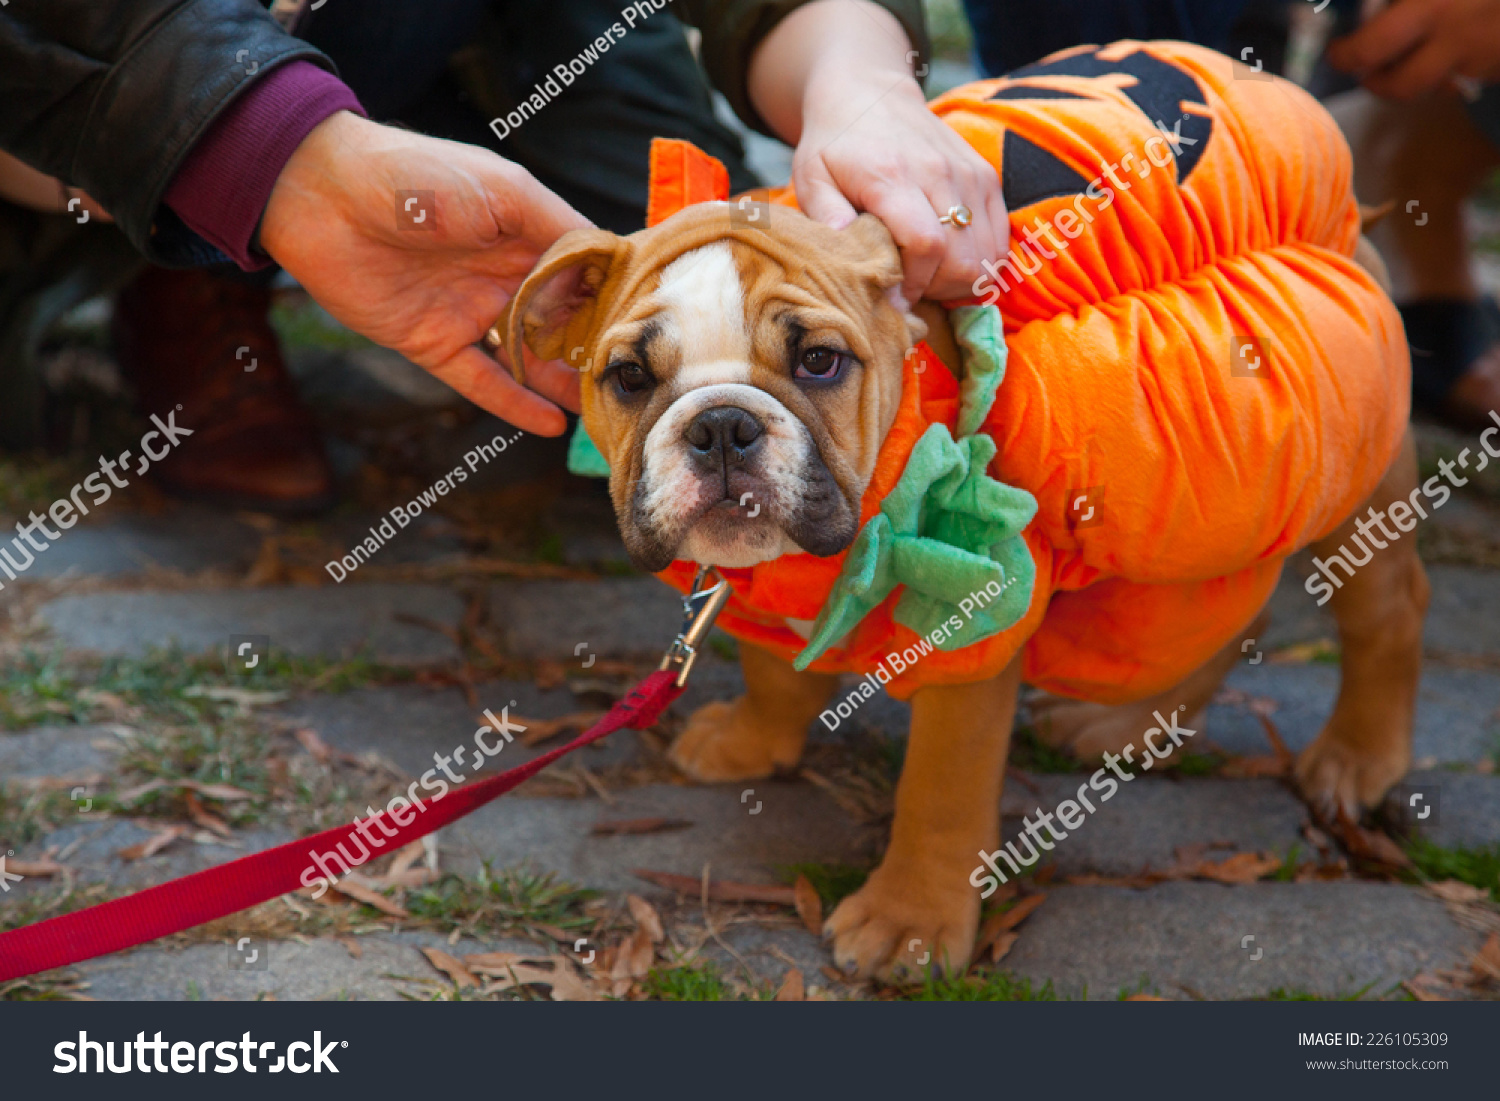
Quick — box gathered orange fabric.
[646,40,1408,702]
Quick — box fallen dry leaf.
[295,728,334,763]
[793,875,823,935]
[1401,977,1450,1002]
[533,660,567,691]
[633,869,797,905]
[611,926,656,985]
[1124,994,1170,1001]
[5,857,62,877]
[989,932,1020,964]
[328,876,409,918]
[336,937,363,960]
[1472,934,1500,984]
[184,793,233,839]
[1196,852,1283,885]
[117,825,189,861]
[627,894,665,943]
[421,947,479,989]
[1328,809,1411,873]
[502,711,606,748]
[589,816,693,836]
[775,969,805,1001]
[992,893,1048,933]
[1427,880,1491,905]
[476,956,601,1001]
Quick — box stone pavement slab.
[1002,881,1478,1000]
[1404,771,1500,850]
[73,930,539,1002]
[35,584,464,663]
[23,510,262,579]
[1208,664,1500,765]
[442,781,875,893]
[0,723,122,780]
[1000,776,1308,878]
[490,578,683,661]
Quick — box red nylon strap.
[0,669,684,983]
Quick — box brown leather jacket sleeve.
[676,0,930,137]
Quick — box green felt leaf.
[567,419,611,478]
[793,305,1037,669]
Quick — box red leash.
[0,572,731,984]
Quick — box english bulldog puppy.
[496,200,1427,981]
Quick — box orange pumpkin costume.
[637,41,1408,703]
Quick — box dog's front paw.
[668,698,799,782]
[823,857,979,982]
[1295,726,1410,821]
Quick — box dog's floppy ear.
[496,227,624,384]
[832,212,926,342]
[833,213,905,291]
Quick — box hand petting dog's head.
[503,204,924,572]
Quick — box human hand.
[793,68,1009,304]
[0,151,113,223]
[260,111,590,436]
[746,0,1008,305]
[1328,0,1500,100]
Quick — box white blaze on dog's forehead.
[654,243,750,381]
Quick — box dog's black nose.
[684,406,764,472]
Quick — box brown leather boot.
[112,266,334,513]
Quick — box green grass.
[896,969,1057,1001]
[1406,838,1500,902]
[1165,750,1228,777]
[1009,726,1081,774]
[641,962,746,1001]
[0,646,399,730]
[1255,981,1378,1002]
[403,865,598,938]
[1270,845,1304,883]
[777,862,870,910]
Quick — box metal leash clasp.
[659,566,731,686]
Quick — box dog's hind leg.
[668,640,841,782]
[1295,428,1430,818]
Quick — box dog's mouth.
[620,399,858,572]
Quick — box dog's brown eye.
[613,362,651,394]
[795,347,848,380]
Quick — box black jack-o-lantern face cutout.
[985,45,1215,211]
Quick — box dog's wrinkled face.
[504,204,922,572]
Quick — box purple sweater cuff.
[165,61,366,271]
